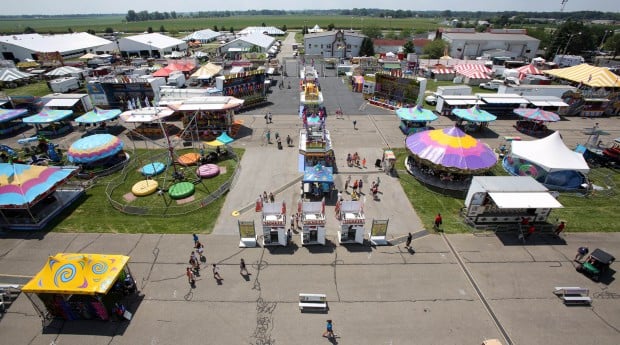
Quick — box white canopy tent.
[510,131,590,173]
[488,192,563,209]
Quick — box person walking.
[362,157,366,169]
[352,179,359,193]
[353,119,357,130]
[265,112,269,124]
[266,130,271,144]
[434,213,442,231]
[405,232,412,248]
[344,175,351,191]
[196,242,206,263]
[212,264,223,281]
[575,247,589,262]
[524,224,535,240]
[358,179,363,194]
[240,259,248,275]
[268,112,273,124]
[192,233,199,247]
[295,212,300,229]
[555,221,566,236]
[186,267,195,287]
[322,319,334,338]
[269,192,275,203]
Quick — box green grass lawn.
[392,148,620,233]
[52,147,244,234]
[0,15,441,34]
[2,81,54,98]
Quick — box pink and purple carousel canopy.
[405,126,497,171]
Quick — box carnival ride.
[513,108,559,138]
[395,105,437,135]
[67,134,129,178]
[405,126,498,197]
[106,108,239,214]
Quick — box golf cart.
[576,248,615,282]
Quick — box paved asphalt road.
[1,32,620,344]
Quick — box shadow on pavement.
[496,232,567,246]
[266,242,299,255]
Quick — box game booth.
[0,108,28,136]
[463,176,563,225]
[336,200,365,244]
[262,201,288,246]
[21,253,138,325]
[503,131,590,191]
[22,109,74,138]
[0,163,83,231]
[395,105,438,135]
[301,164,334,201]
[299,114,334,171]
[300,200,326,246]
[513,107,560,138]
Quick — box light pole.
[562,32,581,55]
[600,30,612,50]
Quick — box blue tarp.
[303,164,333,183]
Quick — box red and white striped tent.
[516,64,542,80]
[458,68,491,86]
[454,64,492,74]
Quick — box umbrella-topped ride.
[395,105,438,135]
[513,108,560,138]
[67,134,129,177]
[405,127,497,195]
[452,105,497,133]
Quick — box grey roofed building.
[181,29,222,43]
[238,26,285,36]
[218,32,275,54]
[304,30,367,59]
[441,29,540,60]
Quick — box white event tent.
[510,131,590,173]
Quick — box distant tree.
[361,25,382,39]
[105,27,114,34]
[424,39,447,59]
[159,25,166,33]
[441,10,452,19]
[126,10,137,22]
[359,37,375,56]
[261,22,266,27]
[220,26,226,32]
[86,29,96,35]
[281,25,287,32]
[147,27,154,33]
[213,25,218,32]
[170,11,177,19]
[327,23,335,31]
[67,27,74,33]
[403,40,415,54]
[23,26,36,34]
[230,27,234,34]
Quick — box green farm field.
[0,15,441,35]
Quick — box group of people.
[519,217,566,241]
[187,234,250,287]
[265,130,292,149]
[346,152,366,168]
[341,175,381,201]
[260,191,276,203]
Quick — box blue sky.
[2,0,618,15]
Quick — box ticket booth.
[300,201,326,245]
[262,201,287,246]
[336,200,365,244]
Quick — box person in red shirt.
[525,225,535,240]
[555,221,565,236]
[434,213,442,230]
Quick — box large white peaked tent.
[510,131,590,173]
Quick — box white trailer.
[49,77,80,93]
[498,85,577,98]
[436,85,472,96]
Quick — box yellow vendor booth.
[22,253,138,325]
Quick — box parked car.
[479,80,504,90]
[424,92,438,105]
